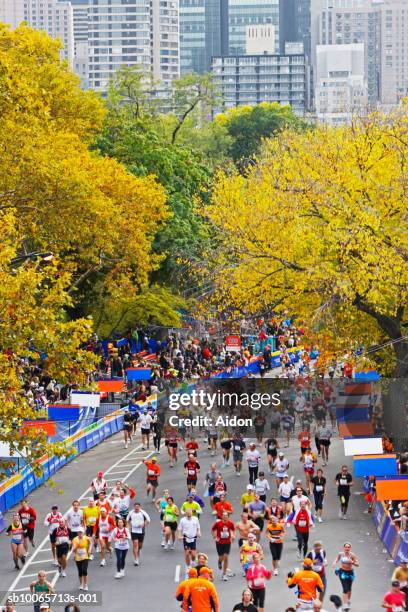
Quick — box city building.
[379,0,408,106]
[246,23,275,55]
[279,0,311,58]
[212,50,307,114]
[229,0,279,55]
[88,0,180,94]
[317,0,381,107]
[70,0,89,89]
[179,0,206,74]
[315,43,368,124]
[0,0,74,66]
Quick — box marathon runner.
[81,498,99,559]
[303,448,317,495]
[332,542,360,610]
[123,409,133,449]
[91,471,107,500]
[278,475,294,515]
[51,518,69,578]
[246,443,261,485]
[111,517,131,578]
[166,427,179,467]
[335,466,353,520]
[264,436,279,474]
[240,484,255,511]
[155,488,171,547]
[274,451,290,489]
[287,558,324,610]
[266,514,285,575]
[181,492,203,518]
[66,500,84,542]
[138,408,153,450]
[30,570,54,612]
[185,435,199,457]
[162,496,179,550]
[311,469,327,523]
[307,540,328,601]
[18,499,37,552]
[211,510,235,581]
[232,588,258,612]
[71,527,92,591]
[44,505,63,566]
[220,430,232,467]
[143,456,160,501]
[184,453,201,492]
[232,432,246,476]
[111,484,136,522]
[382,580,406,612]
[318,422,332,466]
[248,493,267,541]
[235,512,260,547]
[178,507,201,578]
[6,513,26,569]
[240,532,263,576]
[245,551,272,612]
[212,493,234,519]
[254,472,270,503]
[95,506,115,566]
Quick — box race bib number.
[315,485,323,492]
[188,469,196,476]
[340,479,348,486]
[221,529,229,539]
[88,517,96,525]
[76,547,86,559]
[235,445,241,451]
[298,520,307,527]
[148,470,156,476]
[186,536,195,543]
[253,578,263,587]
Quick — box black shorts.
[269,542,283,561]
[76,559,88,577]
[183,537,197,551]
[147,479,158,487]
[253,517,264,531]
[131,532,145,542]
[168,442,178,449]
[251,588,266,608]
[56,543,69,558]
[221,442,232,450]
[24,527,34,541]
[187,478,197,486]
[69,530,79,541]
[141,428,151,435]
[124,424,132,432]
[208,484,216,496]
[320,439,330,447]
[339,571,354,593]
[216,542,231,556]
[49,531,57,545]
[267,450,277,459]
[85,526,94,537]
[164,521,177,532]
[233,452,243,462]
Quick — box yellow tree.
[206,108,408,377]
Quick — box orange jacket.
[287,569,324,601]
[183,578,219,612]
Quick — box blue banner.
[353,456,398,478]
[336,407,369,423]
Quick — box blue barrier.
[336,407,370,423]
[353,456,398,478]
[0,412,123,531]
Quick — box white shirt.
[246,449,261,468]
[112,527,131,550]
[274,458,289,476]
[139,414,153,429]
[127,509,150,533]
[112,495,131,514]
[92,478,107,494]
[279,481,293,499]
[179,516,200,540]
[66,509,83,531]
[292,494,309,512]
[254,478,270,496]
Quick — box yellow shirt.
[82,506,100,527]
[72,536,90,561]
[240,492,255,508]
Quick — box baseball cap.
[188,567,198,578]
[303,558,313,567]
[278,451,284,456]
[40,605,50,610]
[246,484,253,490]
[151,456,157,462]
[392,580,401,587]
[198,567,212,576]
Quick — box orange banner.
[22,420,56,436]
[97,380,125,393]
[338,422,374,437]
[376,478,408,501]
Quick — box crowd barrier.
[211,347,303,379]
[0,411,124,532]
[372,501,408,564]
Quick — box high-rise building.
[88,0,180,94]
[315,43,368,124]
[317,0,381,107]
[179,0,206,74]
[0,0,74,66]
[70,0,89,89]
[246,24,275,55]
[279,0,311,58]
[379,0,408,106]
[212,50,307,114]
[179,0,228,74]
[229,0,279,55]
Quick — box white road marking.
[3,441,153,600]
[174,565,180,583]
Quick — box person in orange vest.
[175,567,198,608]
[287,558,324,609]
[182,567,219,612]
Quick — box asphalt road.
[0,422,395,612]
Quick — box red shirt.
[213,501,233,519]
[298,431,311,449]
[186,441,199,454]
[18,506,37,529]
[144,461,160,481]
[383,591,405,612]
[184,461,200,479]
[294,509,311,533]
[212,519,235,544]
